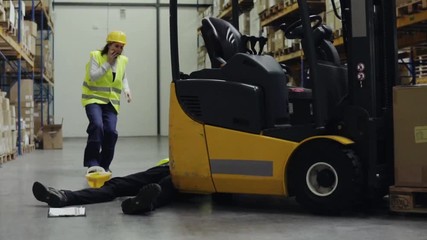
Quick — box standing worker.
[82,31,132,173]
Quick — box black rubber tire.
[289,140,362,214]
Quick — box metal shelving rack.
[260,1,427,63]
[0,0,54,154]
[28,0,54,129]
[0,0,32,155]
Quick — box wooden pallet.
[260,0,324,21]
[0,20,16,36]
[397,0,427,17]
[7,151,16,161]
[260,1,286,20]
[222,0,231,11]
[270,1,285,15]
[390,186,427,213]
[0,154,6,164]
[417,76,427,83]
[284,0,297,7]
[223,0,253,11]
[259,9,269,21]
[0,19,11,31]
[0,151,17,164]
[416,66,427,77]
[274,48,285,57]
[22,144,35,154]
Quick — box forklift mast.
[342,0,398,193]
[297,0,398,195]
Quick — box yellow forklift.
[168,0,398,213]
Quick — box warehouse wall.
[54,2,202,137]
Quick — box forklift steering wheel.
[281,15,322,39]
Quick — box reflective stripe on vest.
[82,82,122,94]
[81,94,120,105]
[81,51,128,113]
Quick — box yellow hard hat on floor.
[106,31,127,45]
[85,166,112,188]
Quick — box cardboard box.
[24,20,37,37]
[9,79,34,104]
[42,124,63,149]
[393,85,427,187]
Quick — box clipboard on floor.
[48,206,86,218]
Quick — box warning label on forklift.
[415,126,427,143]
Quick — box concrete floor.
[0,137,426,240]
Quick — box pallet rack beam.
[0,27,34,67]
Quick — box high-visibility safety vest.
[81,51,128,113]
[156,158,169,166]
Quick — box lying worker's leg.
[32,182,70,207]
[65,168,167,205]
[33,165,171,207]
[120,175,176,214]
[121,183,162,214]
[33,176,151,207]
[155,175,177,208]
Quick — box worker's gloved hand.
[125,90,132,103]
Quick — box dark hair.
[101,43,110,55]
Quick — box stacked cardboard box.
[239,12,251,35]
[2,1,38,58]
[40,123,62,149]
[273,29,284,52]
[2,0,16,34]
[249,4,260,37]
[393,85,427,187]
[0,1,5,22]
[9,79,34,147]
[0,92,15,155]
[24,20,37,56]
[35,35,54,80]
[33,102,48,135]
[257,0,268,14]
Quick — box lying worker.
[32,160,175,215]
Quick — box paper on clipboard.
[48,206,86,217]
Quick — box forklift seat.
[222,53,289,127]
[313,25,340,65]
[190,17,289,128]
[201,17,244,68]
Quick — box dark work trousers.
[64,165,175,208]
[83,103,118,170]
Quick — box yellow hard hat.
[85,171,112,188]
[106,31,127,45]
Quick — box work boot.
[32,182,68,208]
[121,183,162,215]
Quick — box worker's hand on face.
[108,49,119,65]
[125,90,132,103]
